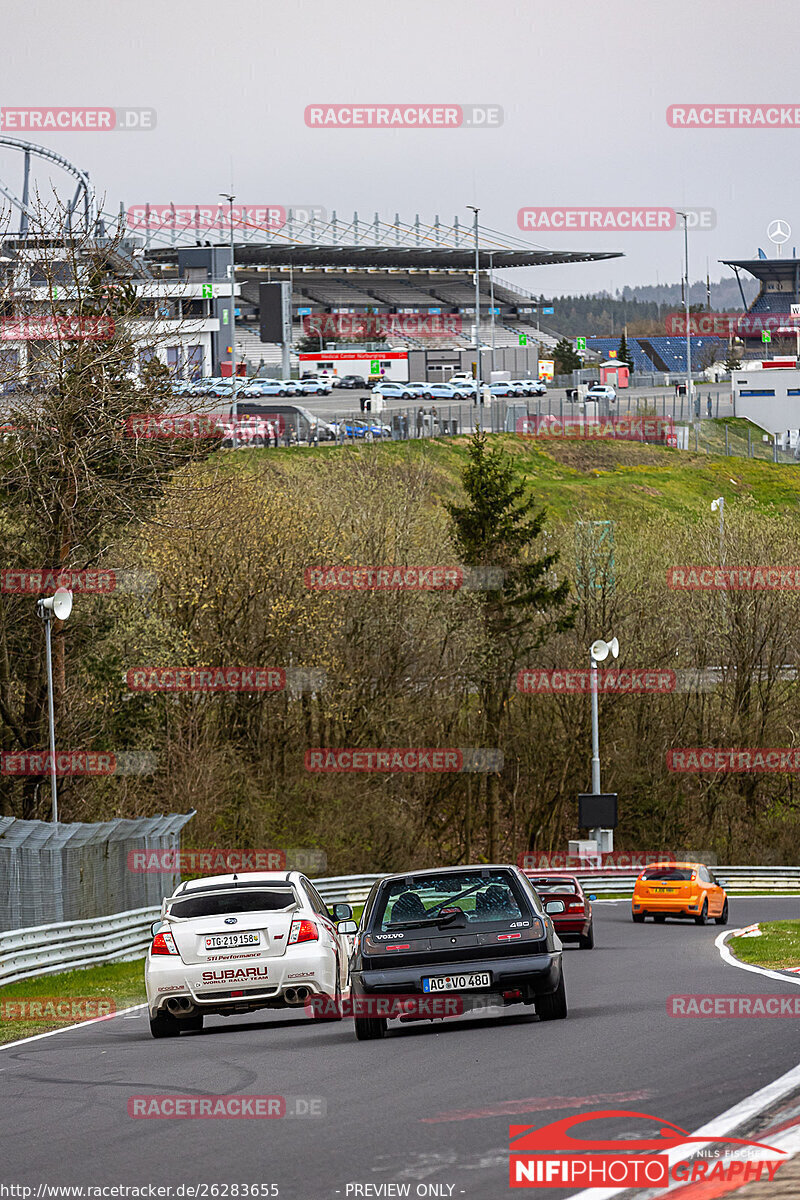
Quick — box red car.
[525,872,595,949]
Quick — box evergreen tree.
[553,338,582,375]
[617,331,634,371]
[447,429,574,858]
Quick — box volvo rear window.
[168,886,298,919]
[372,870,528,930]
[641,867,694,881]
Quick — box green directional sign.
[370,359,380,375]
[519,333,527,346]
[762,330,772,343]
[576,337,587,351]
[201,284,213,298]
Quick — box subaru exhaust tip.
[284,986,311,1005]
[166,996,194,1015]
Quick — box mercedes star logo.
[768,219,791,244]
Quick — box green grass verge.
[727,920,800,970]
[0,957,146,1045]
[246,425,800,522]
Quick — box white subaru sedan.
[145,871,354,1038]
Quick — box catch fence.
[0,813,194,931]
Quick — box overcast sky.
[4,0,799,297]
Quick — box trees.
[553,338,582,375]
[0,204,207,818]
[447,429,574,859]
[617,331,634,371]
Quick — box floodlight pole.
[468,206,481,405]
[488,251,496,374]
[678,211,692,431]
[221,192,238,448]
[38,603,59,823]
[590,652,601,795]
[589,650,602,851]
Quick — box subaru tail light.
[151,930,179,955]
[288,918,319,945]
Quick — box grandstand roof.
[148,242,621,271]
[720,257,800,284]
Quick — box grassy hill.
[265,422,800,523]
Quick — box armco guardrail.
[1,867,798,986]
[0,906,159,987]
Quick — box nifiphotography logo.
[508,1108,784,1188]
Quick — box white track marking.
[715,927,800,987]
[0,1003,147,1051]
[562,927,800,1199]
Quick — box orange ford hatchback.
[631,861,728,926]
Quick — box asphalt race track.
[2,898,797,1200]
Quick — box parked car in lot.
[330,419,391,439]
[206,380,238,398]
[337,375,368,390]
[489,381,518,397]
[403,382,429,398]
[235,402,337,442]
[348,865,566,1040]
[188,377,225,397]
[145,871,354,1037]
[170,381,195,397]
[422,382,472,401]
[586,384,617,402]
[524,873,595,949]
[240,380,293,399]
[372,381,413,400]
[631,861,728,925]
[510,379,547,396]
[297,377,331,395]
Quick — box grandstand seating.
[749,292,793,313]
[585,336,723,373]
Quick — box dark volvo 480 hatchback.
[347,865,566,1040]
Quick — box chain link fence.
[0,813,194,931]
